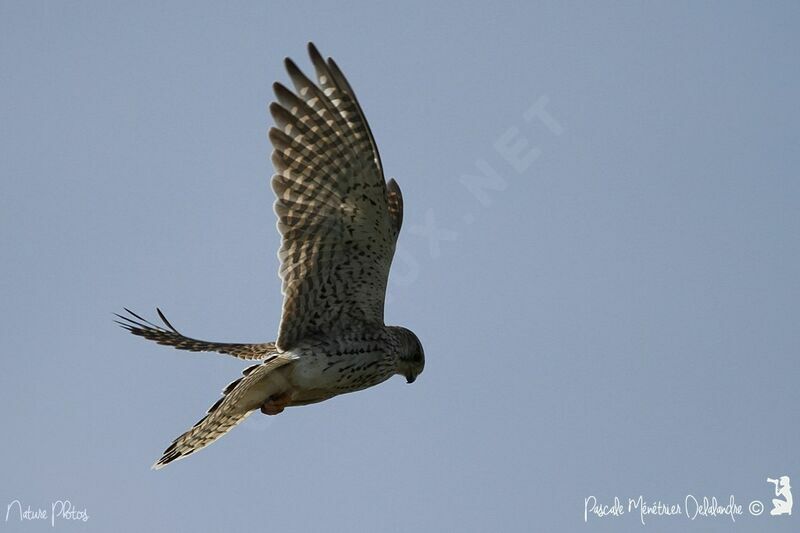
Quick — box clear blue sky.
[1,1,798,531]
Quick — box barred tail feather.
[152,354,294,469]
[153,404,253,469]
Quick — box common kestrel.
[117,43,424,469]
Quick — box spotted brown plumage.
[271,44,399,349]
[118,43,425,469]
[115,308,277,361]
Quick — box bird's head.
[391,326,425,384]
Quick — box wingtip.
[327,56,341,72]
[156,307,179,333]
[307,42,324,62]
[284,56,299,72]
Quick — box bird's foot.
[260,392,291,415]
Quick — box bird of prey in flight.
[117,43,424,469]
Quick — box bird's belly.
[287,350,394,401]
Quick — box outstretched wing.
[153,354,294,469]
[269,43,403,350]
[115,308,277,361]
